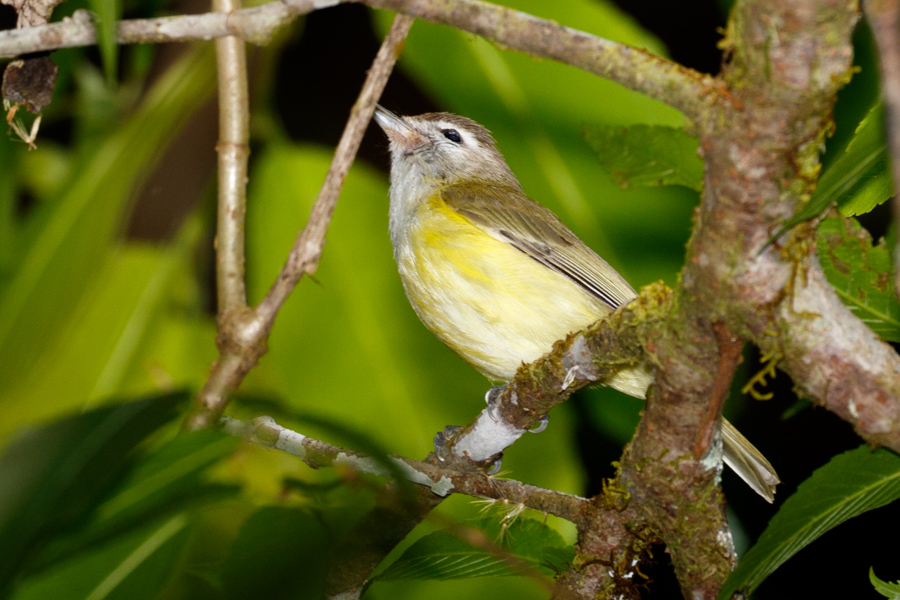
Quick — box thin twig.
[214,0,250,314]
[182,13,414,431]
[222,416,588,522]
[255,13,414,322]
[181,0,252,431]
[864,0,900,298]
[0,1,324,56]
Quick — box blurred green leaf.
[220,506,331,600]
[0,46,215,428]
[31,431,239,574]
[98,430,238,523]
[781,103,891,232]
[0,137,16,283]
[375,518,571,581]
[872,568,900,599]
[88,0,121,87]
[1,240,197,435]
[17,141,73,201]
[116,292,217,404]
[582,124,704,191]
[0,392,186,593]
[12,514,190,600]
[817,216,900,342]
[718,446,900,599]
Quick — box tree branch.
[254,12,413,324]
[766,260,900,448]
[0,1,322,56]
[182,13,414,431]
[213,0,250,315]
[181,0,253,430]
[364,0,720,122]
[221,416,588,522]
[695,0,900,454]
[0,0,721,121]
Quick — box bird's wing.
[441,184,637,309]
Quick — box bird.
[372,105,779,502]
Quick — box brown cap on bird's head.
[373,106,519,189]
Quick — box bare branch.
[182,13,413,431]
[213,0,249,314]
[222,416,588,521]
[0,1,324,56]
[864,0,900,298]
[364,0,721,121]
[181,0,253,431]
[765,261,900,449]
[0,0,720,121]
[255,13,414,322]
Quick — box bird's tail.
[721,418,780,502]
[607,365,779,502]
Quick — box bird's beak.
[374,105,427,154]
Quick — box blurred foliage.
[582,123,704,191]
[1,0,899,598]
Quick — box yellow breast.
[395,194,611,382]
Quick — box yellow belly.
[396,197,612,382]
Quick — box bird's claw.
[528,414,549,434]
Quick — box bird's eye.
[441,129,462,143]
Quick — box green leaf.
[0,46,215,427]
[718,446,900,599]
[781,103,891,231]
[30,431,239,574]
[836,103,893,217]
[871,567,900,600]
[12,514,190,600]
[220,506,331,600]
[88,0,121,87]
[582,124,704,191]
[0,392,186,593]
[375,518,571,581]
[0,137,17,283]
[98,430,238,524]
[817,216,900,342]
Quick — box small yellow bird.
[373,106,779,502]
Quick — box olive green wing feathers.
[441,184,637,309]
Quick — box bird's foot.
[433,425,462,460]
